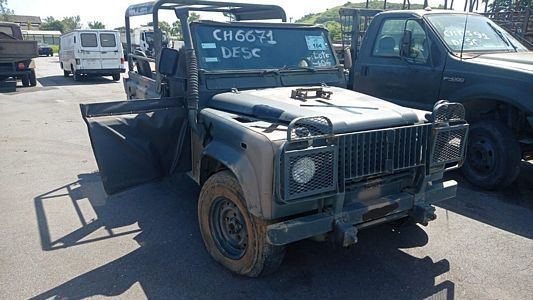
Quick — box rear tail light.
[120,57,125,64]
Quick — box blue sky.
[9,0,472,29]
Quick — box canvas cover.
[80,98,188,194]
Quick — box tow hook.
[410,203,437,226]
[334,220,358,247]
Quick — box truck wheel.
[112,74,120,81]
[29,70,37,86]
[198,170,285,277]
[461,120,521,189]
[63,70,70,77]
[21,74,30,87]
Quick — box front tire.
[21,74,30,87]
[461,120,521,189]
[198,171,285,277]
[112,74,120,81]
[29,69,37,86]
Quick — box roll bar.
[124,0,287,70]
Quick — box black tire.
[461,120,521,189]
[29,69,37,86]
[198,170,285,277]
[112,74,120,81]
[21,74,30,87]
[63,70,70,77]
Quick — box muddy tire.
[21,74,30,87]
[29,69,37,87]
[198,170,285,277]
[461,120,521,189]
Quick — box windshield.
[426,14,527,53]
[192,23,337,71]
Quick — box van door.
[99,32,121,69]
[79,32,102,70]
[80,99,189,194]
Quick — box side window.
[373,19,405,57]
[100,33,117,47]
[0,25,13,36]
[405,20,430,64]
[81,33,98,47]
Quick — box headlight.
[291,157,316,184]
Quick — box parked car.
[37,43,53,56]
[59,29,125,81]
[340,8,533,189]
[80,0,469,277]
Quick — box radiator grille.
[339,124,431,180]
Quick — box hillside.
[296,1,426,41]
[296,1,425,24]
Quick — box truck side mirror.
[158,48,179,76]
[399,30,413,58]
[343,47,352,69]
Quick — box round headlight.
[292,157,316,184]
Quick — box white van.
[59,30,125,81]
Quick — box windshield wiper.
[487,22,517,52]
[280,65,317,72]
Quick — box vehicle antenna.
[460,12,469,60]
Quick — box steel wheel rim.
[209,197,248,259]
[468,136,496,173]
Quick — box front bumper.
[266,179,457,246]
[75,68,126,75]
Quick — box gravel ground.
[0,56,532,299]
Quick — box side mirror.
[343,47,352,69]
[158,48,179,76]
[399,29,413,58]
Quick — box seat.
[377,36,397,56]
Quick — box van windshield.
[426,14,527,52]
[192,23,337,71]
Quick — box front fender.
[446,81,533,113]
[202,140,263,216]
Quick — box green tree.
[88,21,105,29]
[0,0,13,21]
[324,21,342,42]
[41,16,65,32]
[61,15,81,32]
[169,12,200,38]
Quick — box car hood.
[208,86,425,134]
[469,52,533,72]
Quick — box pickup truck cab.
[342,9,533,189]
[80,0,468,277]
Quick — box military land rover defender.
[80,0,469,277]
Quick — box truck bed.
[0,40,38,63]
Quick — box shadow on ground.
[38,75,119,87]
[32,173,454,299]
[440,161,533,239]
